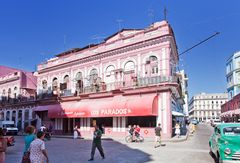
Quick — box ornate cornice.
[38,34,174,74]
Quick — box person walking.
[0,128,7,163]
[29,131,49,163]
[154,123,162,148]
[73,125,78,140]
[88,125,105,161]
[175,122,181,138]
[22,125,36,163]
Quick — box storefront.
[34,94,160,137]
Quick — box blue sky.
[0,0,240,98]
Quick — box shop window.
[90,117,113,127]
[127,116,156,127]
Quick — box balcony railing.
[37,75,178,99]
[0,96,35,106]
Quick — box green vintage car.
[209,123,240,163]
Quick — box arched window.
[6,111,10,121]
[89,69,98,84]
[52,78,58,91]
[8,88,11,98]
[42,80,47,90]
[14,87,18,99]
[75,72,83,93]
[63,75,69,83]
[145,56,158,75]
[124,61,135,72]
[75,72,82,81]
[61,75,70,90]
[105,65,115,90]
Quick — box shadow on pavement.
[43,138,152,163]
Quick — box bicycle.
[125,134,144,143]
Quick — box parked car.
[211,119,222,127]
[190,119,198,125]
[0,121,18,135]
[209,123,240,162]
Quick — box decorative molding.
[38,34,174,74]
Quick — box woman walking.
[0,128,7,163]
[175,122,181,138]
[73,125,79,139]
[30,131,49,163]
[22,125,36,163]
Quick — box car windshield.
[223,127,240,136]
[4,124,15,128]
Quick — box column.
[80,118,83,131]
[4,110,6,121]
[22,109,25,130]
[121,117,126,132]
[87,118,90,131]
[118,117,121,132]
[15,110,18,127]
[113,117,117,131]
[9,110,12,121]
[156,94,162,126]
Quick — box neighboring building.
[35,20,184,138]
[177,70,189,116]
[221,51,240,122]
[221,93,240,122]
[226,51,240,99]
[0,65,37,130]
[189,93,228,122]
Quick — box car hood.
[222,136,240,146]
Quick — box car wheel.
[209,142,214,157]
[217,152,223,163]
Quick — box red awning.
[47,94,158,118]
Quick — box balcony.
[37,75,178,99]
[0,95,35,107]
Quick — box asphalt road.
[6,124,214,163]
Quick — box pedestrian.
[154,123,162,148]
[88,125,105,161]
[0,128,7,163]
[175,122,181,138]
[22,125,36,163]
[40,124,46,132]
[73,125,78,140]
[29,131,49,163]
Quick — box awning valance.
[172,111,185,117]
[41,94,158,118]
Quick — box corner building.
[35,20,183,138]
[0,66,37,130]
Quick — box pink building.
[0,65,37,130]
[35,20,184,138]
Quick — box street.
[6,124,214,163]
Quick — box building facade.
[226,51,240,99]
[35,20,184,138]
[189,93,228,122]
[221,51,240,122]
[177,70,189,116]
[0,66,37,130]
